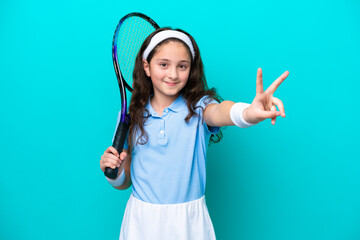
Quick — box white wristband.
[230,102,257,128]
[106,168,126,187]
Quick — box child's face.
[143,41,191,100]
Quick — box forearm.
[204,101,236,127]
[205,100,256,127]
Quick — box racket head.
[112,12,160,92]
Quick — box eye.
[160,63,168,68]
[179,64,188,70]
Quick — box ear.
[143,60,151,77]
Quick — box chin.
[163,87,181,95]
[165,91,181,97]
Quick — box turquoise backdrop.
[1,0,359,239]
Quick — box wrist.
[242,107,258,124]
[230,102,257,128]
[106,167,126,187]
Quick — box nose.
[167,66,178,80]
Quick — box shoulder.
[196,96,220,134]
[195,95,219,109]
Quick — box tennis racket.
[104,12,159,179]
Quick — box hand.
[243,68,289,125]
[100,146,127,175]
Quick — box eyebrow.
[156,58,190,64]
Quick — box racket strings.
[117,16,157,87]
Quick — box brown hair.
[128,27,222,150]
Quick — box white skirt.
[119,194,216,240]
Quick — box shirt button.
[165,109,168,113]
[160,130,164,134]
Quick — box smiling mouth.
[165,82,177,87]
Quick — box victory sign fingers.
[247,68,289,124]
[256,68,289,95]
[265,70,289,94]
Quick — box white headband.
[142,30,195,60]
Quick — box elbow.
[114,181,131,190]
[114,172,132,190]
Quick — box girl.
[100,27,289,240]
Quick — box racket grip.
[104,121,130,179]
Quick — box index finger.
[265,71,289,94]
[105,146,120,157]
[256,68,264,94]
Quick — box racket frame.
[105,12,159,179]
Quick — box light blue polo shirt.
[120,94,219,204]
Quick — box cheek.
[152,72,165,82]
[180,70,190,82]
[150,72,165,86]
[149,66,165,79]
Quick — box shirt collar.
[145,94,187,116]
[168,94,187,112]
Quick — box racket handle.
[104,121,130,179]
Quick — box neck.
[150,93,180,115]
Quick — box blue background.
[1,0,359,239]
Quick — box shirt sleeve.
[112,110,129,150]
[196,96,220,134]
